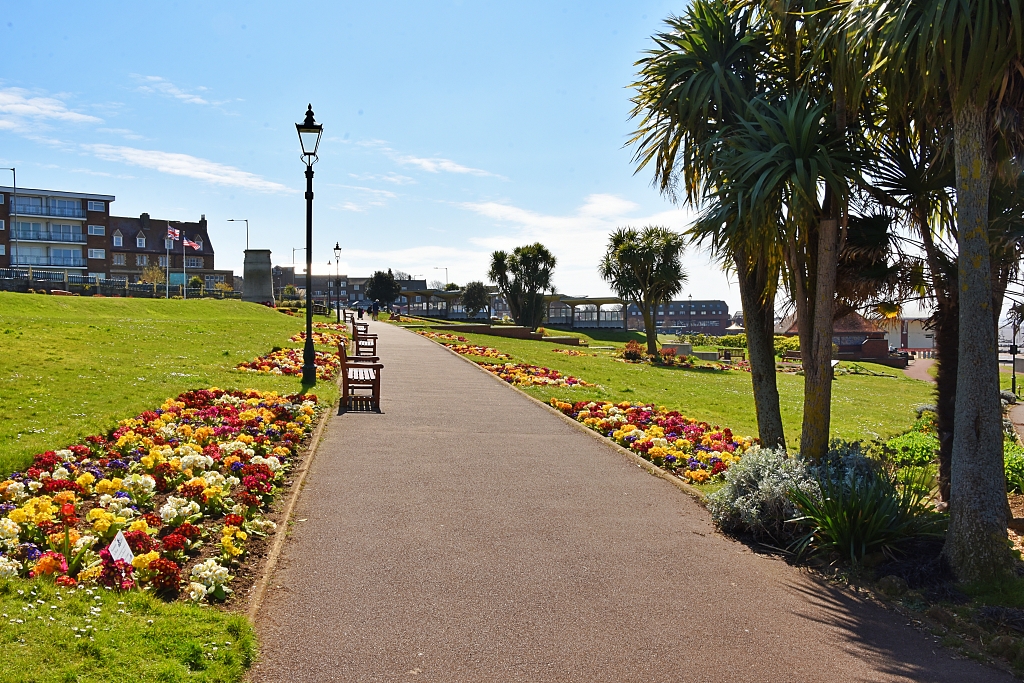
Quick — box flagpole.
[182,234,186,300]
[165,224,170,299]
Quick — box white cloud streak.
[134,75,210,105]
[83,144,291,193]
[396,154,501,177]
[0,87,102,129]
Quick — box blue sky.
[0,0,740,308]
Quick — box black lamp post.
[334,241,342,324]
[296,104,323,385]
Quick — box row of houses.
[0,185,232,288]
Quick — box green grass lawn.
[0,578,256,683]
[423,327,935,443]
[0,293,338,477]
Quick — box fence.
[0,268,241,300]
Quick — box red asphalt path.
[252,321,1010,682]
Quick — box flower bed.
[550,400,753,483]
[236,348,341,380]
[552,348,593,357]
[313,322,348,332]
[417,331,511,360]
[289,331,346,346]
[480,362,595,387]
[0,388,319,602]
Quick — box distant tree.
[366,269,403,306]
[599,226,686,355]
[213,281,233,292]
[428,279,445,290]
[394,270,412,281]
[488,243,557,329]
[443,282,459,291]
[461,281,490,319]
[139,265,166,284]
[282,284,299,300]
[188,275,203,289]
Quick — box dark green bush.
[788,465,946,564]
[1006,439,1024,494]
[884,431,938,467]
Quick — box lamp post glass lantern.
[296,104,323,385]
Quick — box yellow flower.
[132,551,160,571]
[237,434,254,445]
[129,519,151,534]
[76,472,96,492]
[95,478,123,496]
[77,564,103,584]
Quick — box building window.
[0,220,4,230]
[0,245,4,256]
[353,284,360,290]
[185,257,203,268]
[87,201,106,212]
[112,253,126,265]
[193,237,203,250]
[112,232,122,247]
[88,272,106,280]
[164,238,174,250]
[87,249,105,259]
[88,224,105,236]
[159,255,168,267]
[136,254,148,266]
[136,236,146,248]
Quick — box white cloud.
[82,144,291,193]
[134,75,210,105]
[0,87,102,130]
[396,154,501,178]
[97,127,144,140]
[349,172,416,185]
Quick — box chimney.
[140,213,150,228]
[200,214,207,228]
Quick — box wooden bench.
[338,341,384,412]
[351,321,378,357]
[343,309,355,324]
[783,350,802,361]
[717,347,746,361]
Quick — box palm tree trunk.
[799,218,840,460]
[643,300,659,355]
[735,250,785,448]
[944,101,1013,581]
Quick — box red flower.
[161,533,186,552]
[123,530,154,554]
[148,558,181,592]
[224,514,244,528]
[175,522,201,540]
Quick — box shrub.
[1006,439,1024,494]
[717,333,747,348]
[884,431,938,467]
[707,447,817,543]
[774,335,801,357]
[621,340,644,362]
[789,461,946,564]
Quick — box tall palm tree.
[488,244,557,330]
[629,0,788,447]
[846,0,1024,580]
[599,226,687,354]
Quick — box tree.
[214,281,233,292]
[365,269,403,306]
[139,265,166,284]
[848,0,1024,581]
[443,283,460,291]
[629,0,787,448]
[428,279,445,290]
[282,284,299,300]
[188,275,203,289]
[487,244,557,329]
[599,226,687,355]
[461,281,490,319]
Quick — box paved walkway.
[903,357,936,383]
[253,322,1009,682]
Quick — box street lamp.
[228,219,249,250]
[296,104,323,385]
[434,266,448,288]
[334,241,342,324]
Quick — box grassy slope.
[418,326,934,443]
[0,293,337,476]
[0,579,256,683]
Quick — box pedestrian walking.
[357,307,364,320]
[372,300,380,321]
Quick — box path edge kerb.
[403,325,707,504]
[245,383,339,621]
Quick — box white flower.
[245,518,277,535]
[186,582,208,602]
[0,518,19,543]
[180,453,214,473]
[250,456,282,472]
[73,535,97,552]
[159,497,200,523]
[27,481,42,493]
[121,474,156,497]
[0,555,22,579]
[200,471,227,489]
[190,559,231,591]
[55,449,75,463]
[51,467,71,481]
[3,481,26,503]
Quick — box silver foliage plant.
[708,442,873,543]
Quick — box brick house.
[108,213,232,288]
[626,299,731,334]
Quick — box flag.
[167,226,180,240]
[184,238,200,250]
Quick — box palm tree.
[629,0,788,447]
[599,226,687,354]
[846,0,1024,580]
[488,244,557,329]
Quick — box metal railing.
[12,204,87,219]
[11,256,86,267]
[11,229,86,243]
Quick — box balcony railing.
[11,229,87,243]
[11,256,87,267]
[12,204,87,219]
